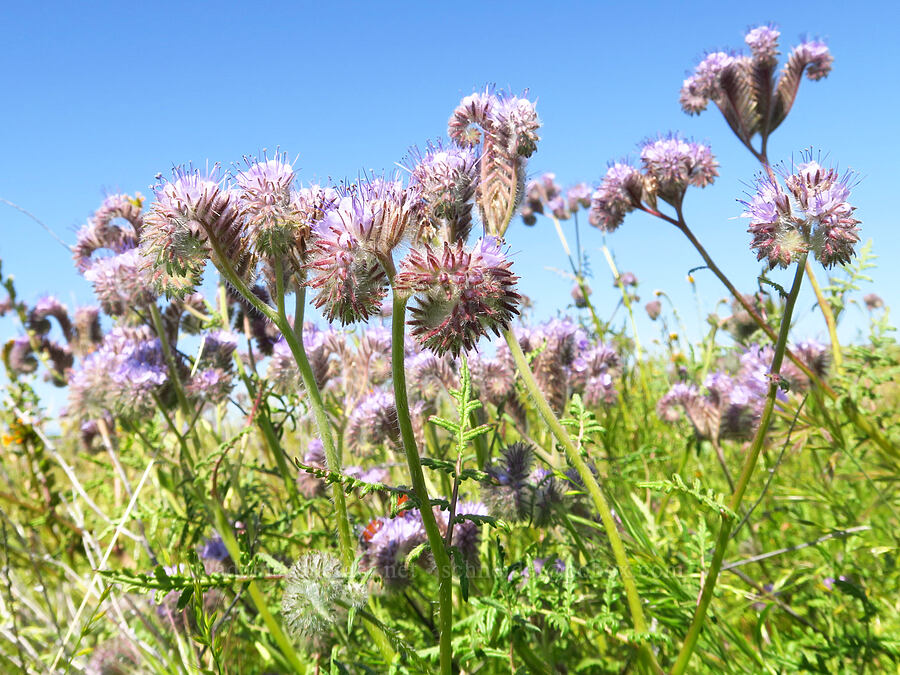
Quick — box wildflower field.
[2,21,899,675]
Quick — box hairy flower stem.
[275,260,353,567]
[148,303,191,421]
[804,260,843,371]
[205,239,353,567]
[502,328,660,673]
[671,253,808,675]
[389,287,454,675]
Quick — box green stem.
[502,328,660,673]
[148,303,192,421]
[207,241,353,567]
[390,291,454,675]
[670,253,808,675]
[278,271,354,568]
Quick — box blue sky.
[2,1,897,400]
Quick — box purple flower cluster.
[639,135,719,205]
[186,330,238,405]
[447,87,541,235]
[589,134,718,230]
[658,340,830,440]
[74,193,156,315]
[498,318,620,412]
[67,326,168,419]
[519,173,592,225]
[406,141,479,243]
[742,158,861,268]
[680,25,833,145]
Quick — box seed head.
[396,237,520,356]
[281,553,366,640]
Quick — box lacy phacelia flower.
[448,88,541,235]
[73,194,144,273]
[679,52,735,114]
[483,442,535,522]
[639,135,719,205]
[681,29,833,144]
[305,179,413,324]
[234,153,311,263]
[468,353,516,406]
[83,248,156,316]
[67,327,168,420]
[406,350,457,400]
[589,163,643,232]
[520,173,563,224]
[407,142,479,243]
[27,296,72,341]
[281,553,366,639]
[346,389,400,449]
[789,40,834,81]
[396,237,520,356]
[141,166,245,296]
[864,293,884,311]
[745,25,780,66]
[645,299,662,320]
[742,158,860,268]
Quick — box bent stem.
[502,328,660,673]
[389,290,454,675]
[670,253,808,675]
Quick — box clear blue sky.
[2,1,897,394]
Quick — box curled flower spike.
[395,236,520,356]
[639,134,719,206]
[588,163,644,232]
[141,166,245,297]
[83,249,156,316]
[235,152,310,262]
[681,27,833,148]
[679,52,735,115]
[407,141,479,243]
[73,193,144,273]
[27,296,72,341]
[72,306,103,356]
[482,442,535,521]
[448,87,541,235]
[742,156,860,268]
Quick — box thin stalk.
[804,259,842,371]
[390,291,454,675]
[207,240,354,566]
[670,253,808,675]
[279,276,353,568]
[601,246,651,403]
[148,303,192,421]
[502,328,660,673]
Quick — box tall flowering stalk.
[671,155,861,673]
